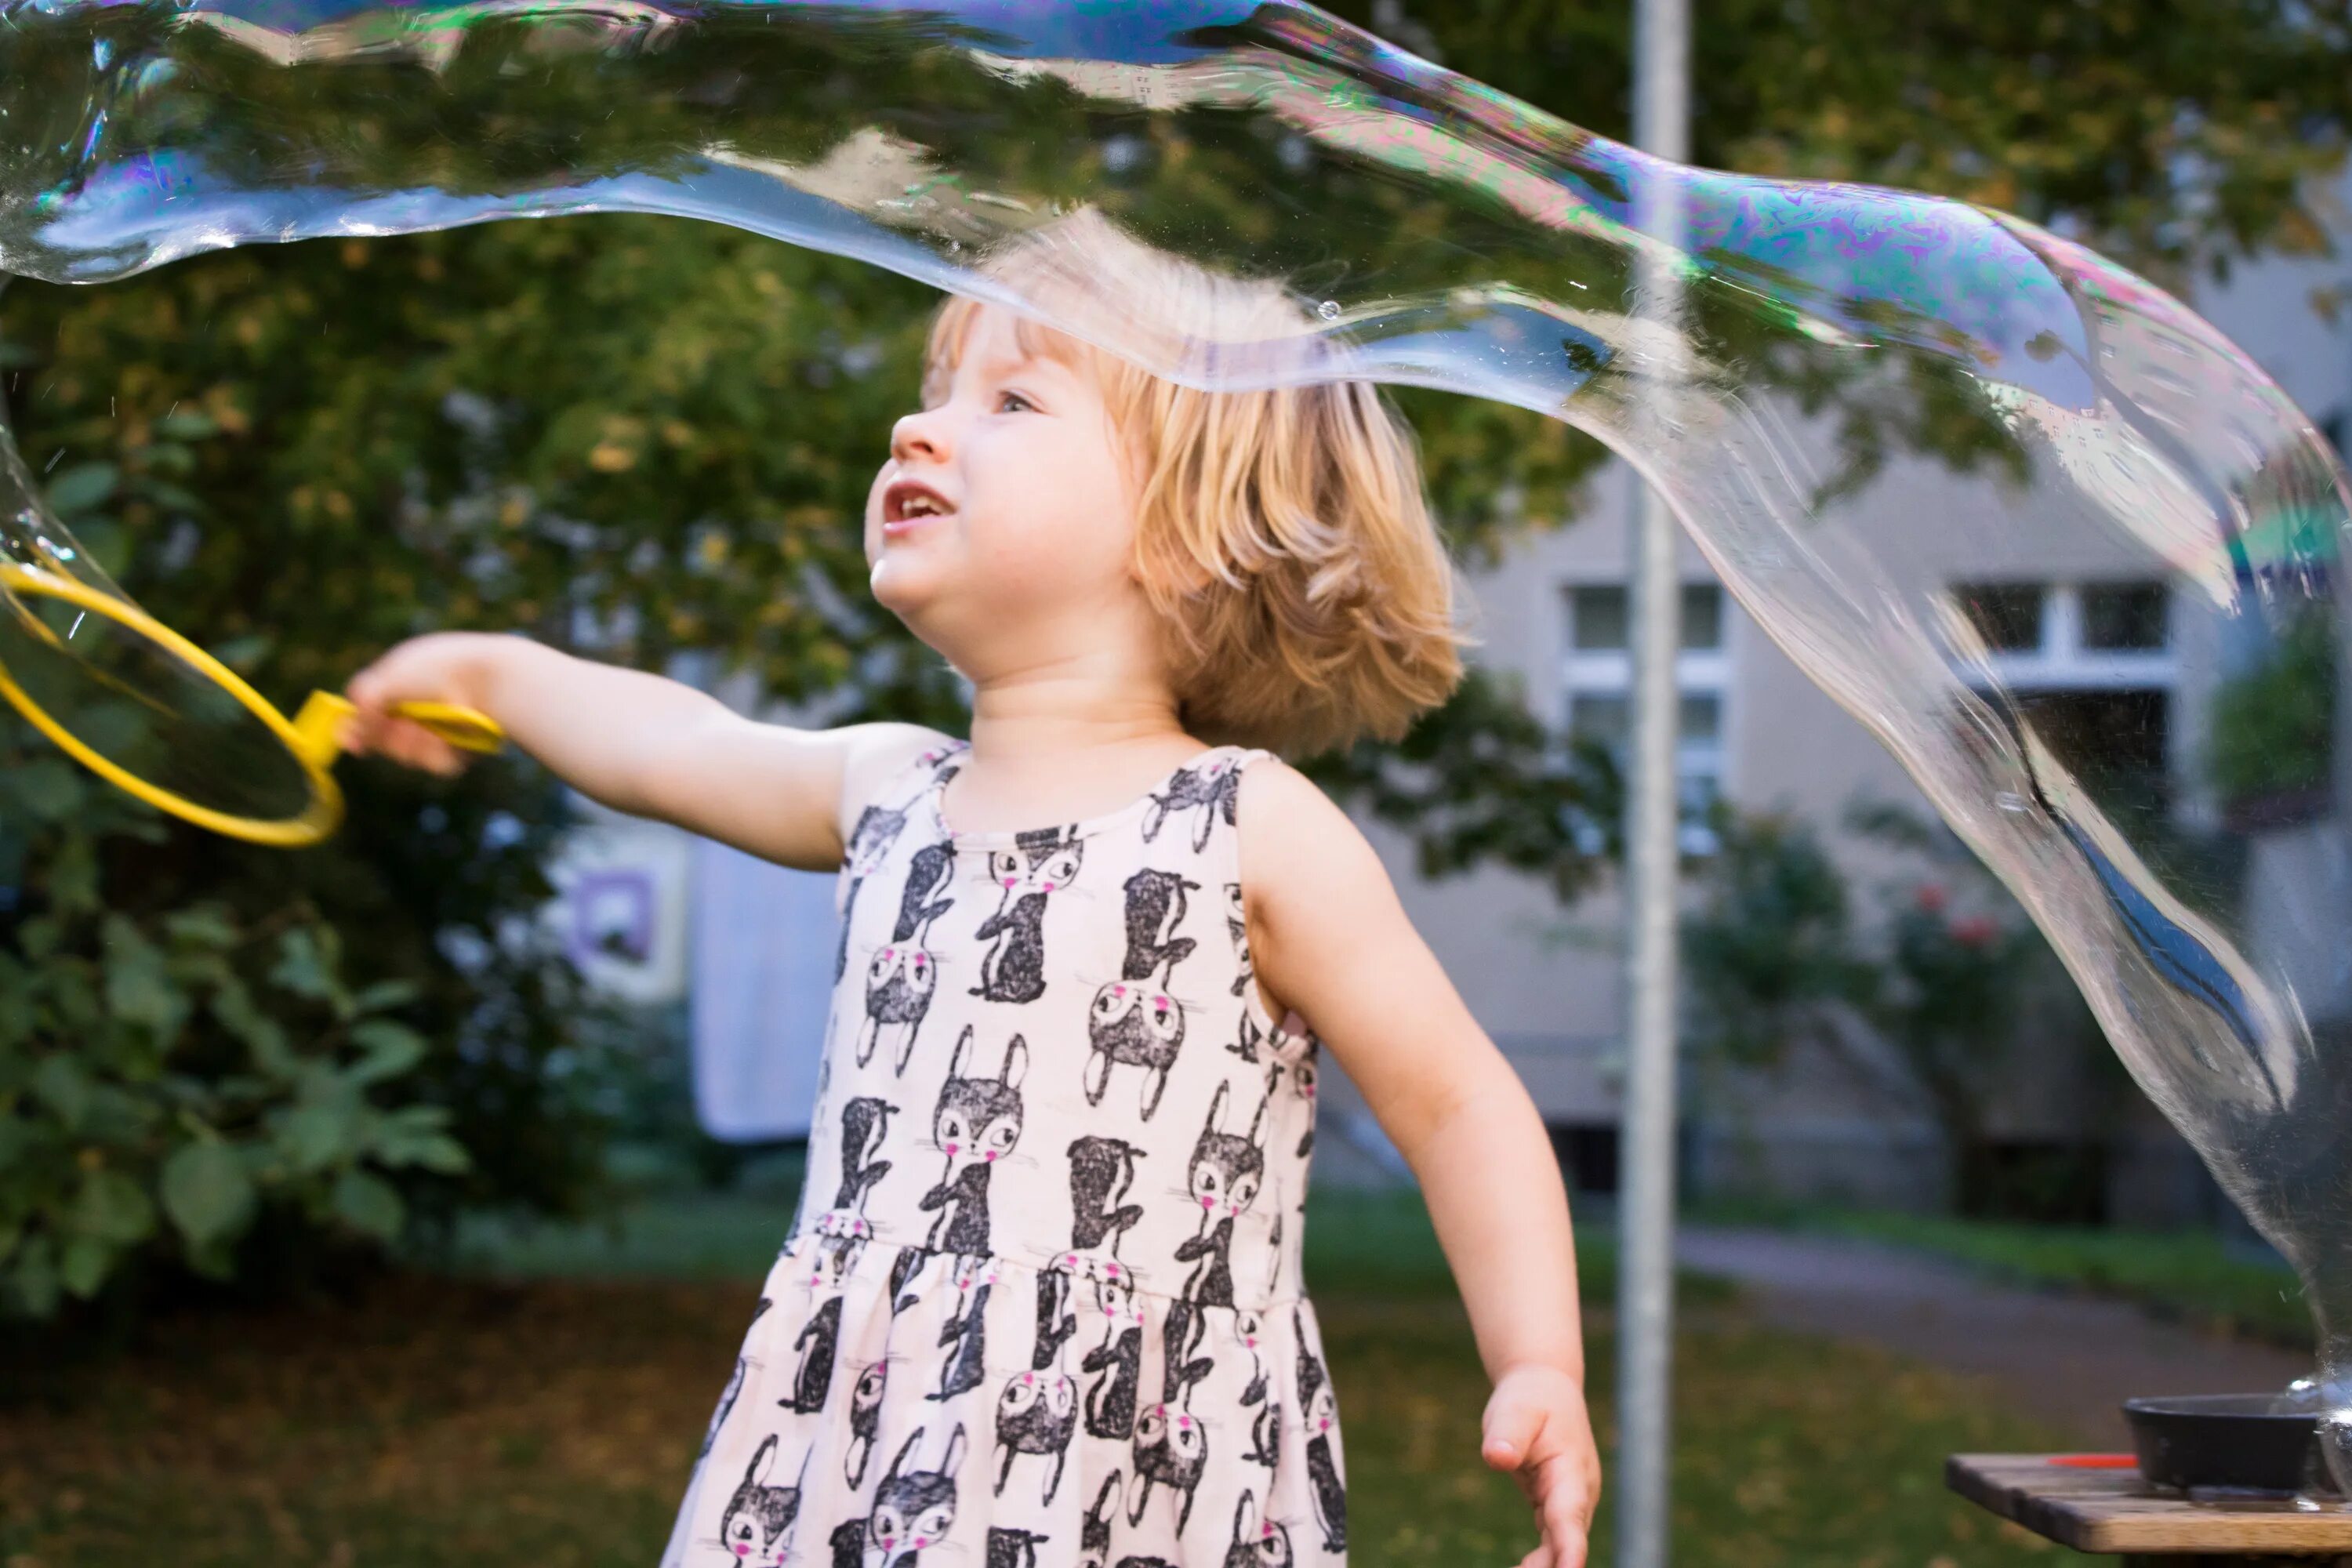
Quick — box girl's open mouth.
[882,478,956,536]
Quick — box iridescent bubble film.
[5,0,2352,1475]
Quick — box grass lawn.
[1,1185,2072,1568]
[1704,1202,2311,1349]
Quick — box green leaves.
[0,876,468,1319]
[160,1142,256,1250]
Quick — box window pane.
[1571,585,1628,650]
[1955,583,2044,652]
[1568,694,1628,749]
[1681,583,1723,649]
[2082,583,2168,651]
[1679,692,1721,742]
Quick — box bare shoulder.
[1235,753,1397,927]
[833,720,961,849]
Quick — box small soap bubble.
[1318,300,1340,321]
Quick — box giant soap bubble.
[6,0,2352,1479]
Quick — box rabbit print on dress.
[1140,751,1243,853]
[836,797,916,984]
[920,1025,1027,1256]
[698,1295,770,1459]
[844,1359,888,1486]
[663,742,1346,1568]
[1295,1312,1348,1554]
[1222,1491,1294,1568]
[1177,1082,1269,1310]
[718,1435,808,1567]
[837,1424,967,1568]
[858,838,956,1074]
[1081,1266,1146,1441]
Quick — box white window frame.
[1952,580,2177,691]
[1560,580,1733,856]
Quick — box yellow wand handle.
[291,690,508,770]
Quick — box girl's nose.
[891,407,952,465]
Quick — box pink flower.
[1949,915,1998,948]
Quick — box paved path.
[1676,1225,2314,1445]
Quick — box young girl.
[344,210,1599,1568]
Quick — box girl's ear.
[1002,1035,1029,1091]
[1205,1080,1230,1136]
[942,1423,968,1479]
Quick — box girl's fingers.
[1482,1388,1548,1472]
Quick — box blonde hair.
[922,209,1473,759]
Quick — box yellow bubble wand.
[0,560,503,848]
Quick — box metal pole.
[1617,0,1690,1565]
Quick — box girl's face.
[865,304,1138,646]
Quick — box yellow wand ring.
[0,561,503,848]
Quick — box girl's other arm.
[343,630,941,872]
[1240,759,1600,1568]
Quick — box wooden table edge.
[1949,1454,2352,1555]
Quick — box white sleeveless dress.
[660,739,1347,1568]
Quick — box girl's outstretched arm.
[345,630,943,871]
[1240,757,1601,1568]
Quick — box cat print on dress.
[1119,868,1201,985]
[1078,1472,1123,1568]
[1067,1135,1147,1260]
[1140,752,1243,853]
[836,797,916,984]
[862,1424,967,1568]
[1233,1310,1268,1409]
[986,1528,1052,1568]
[920,1026,1028,1256]
[1176,1081,1269,1309]
[1222,883,1250,997]
[858,837,956,1073]
[993,1365,1078,1504]
[1081,1267,1145,1440]
[1158,1298,1216,1418]
[1128,1295,1214,1534]
[970,826,1084,1004]
[1033,1268,1080,1371]
[1127,1396,1210,1534]
[717,1434,809,1566]
[844,1359,888,1486]
[831,1097,896,1220]
[1295,1311,1347,1553]
[1242,1396,1280,1475]
[785,1294,843,1414]
[930,1253,999,1403]
[1292,1058,1319,1160]
[699,1296,771,1459]
[1221,1490,1294,1568]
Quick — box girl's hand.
[1483,1362,1602,1568]
[343,632,498,778]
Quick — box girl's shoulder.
[1231,750,1352,898]
[833,723,963,844]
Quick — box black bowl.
[2123,1392,2337,1496]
